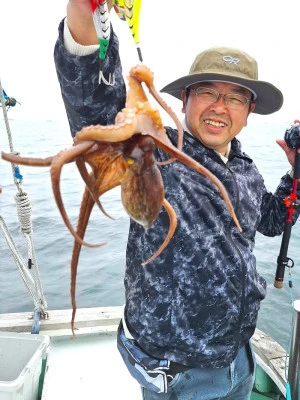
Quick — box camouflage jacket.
[54,19,300,368]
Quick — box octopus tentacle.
[142,198,177,266]
[76,157,114,220]
[70,151,130,335]
[147,87,183,152]
[70,187,96,335]
[74,109,138,143]
[50,141,108,248]
[148,134,242,232]
[126,71,150,107]
[129,64,184,157]
[1,152,54,166]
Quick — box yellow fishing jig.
[113,0,143,62]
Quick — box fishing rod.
[274,121,300,288]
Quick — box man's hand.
[276,139,300,169]
[67,0,114,45]
[277,119,300,170]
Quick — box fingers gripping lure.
[91,0,115,85]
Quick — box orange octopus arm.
[142,198,177,266]
[1,151,53,166]
[50,141,109,248]
[70,151,128,335]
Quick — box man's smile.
[203,119,227,128]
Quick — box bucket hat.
[161,46,283,115]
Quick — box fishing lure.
[91,0,114,85]
[114,0,143,62]
[91,0,143,85]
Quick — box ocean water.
[0,118,299,349]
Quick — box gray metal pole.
[288,299,300,399]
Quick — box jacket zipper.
[225,164,248,358]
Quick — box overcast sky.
[1,0,300,123]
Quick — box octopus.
[2,65,242,334]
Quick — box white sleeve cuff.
[63,18,99,56]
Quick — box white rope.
[0,77,48,316]
[15,191,48,312]
[0,217,47,313]
[15,191,32,235]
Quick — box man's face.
[181,81,255,155]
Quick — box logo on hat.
[222,56,239,65]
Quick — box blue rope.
[286,382,292,399]
[14,166,23,181]
[31,309,41,334]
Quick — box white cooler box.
[0,332,50,400]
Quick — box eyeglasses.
[189,87,252,110]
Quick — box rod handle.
[274,220,292,288]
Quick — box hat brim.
[160,73,283,115]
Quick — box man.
[54,1,300,399]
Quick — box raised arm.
[66,0,99,45]
[54,0,126,137]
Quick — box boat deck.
[0,306,287,399]
[42,331,141,399]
